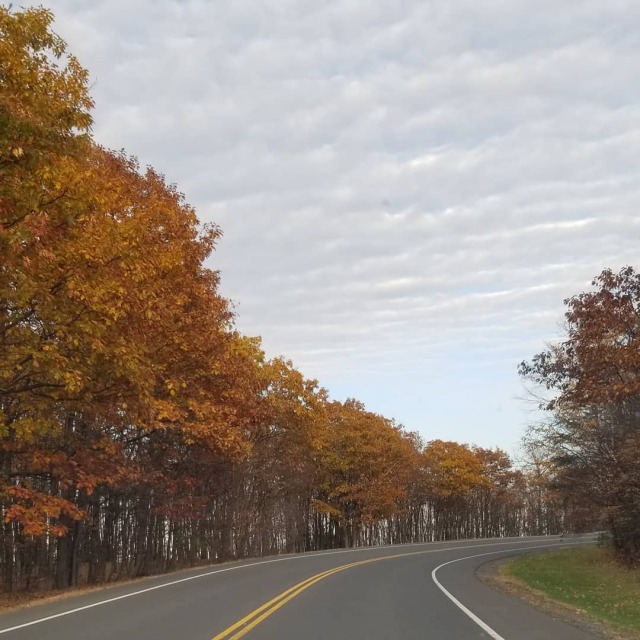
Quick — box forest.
[0,6,636,596]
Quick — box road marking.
[0,543,437,636]
[211,538,589,640]
[0,537,571,635]
[431,539,594,640]
[211,550,438,640]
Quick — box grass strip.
[504,546,640,637]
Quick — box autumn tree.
[471,446,524,538]
[314,400,416,548]
[520,266,640,564]
[1,6,96,588]
[421,440,488,539]
[0,6,244,587]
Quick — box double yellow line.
[211,550,430,640]
[211,539,562,640]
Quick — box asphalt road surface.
[0,535,601,640]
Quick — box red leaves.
[3,487,85,537]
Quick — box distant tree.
[314,399,415,548]
[520,267,640,564]
[421,440,488,539]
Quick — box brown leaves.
[314,400,418,527]
[521,266,640,408]
[422,440,490,500]
[3,487,85,537]
[521,266,640,563]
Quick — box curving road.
[0,535,601,640]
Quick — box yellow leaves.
[312,400,419,524]
[312,499,341,518]
[62,369,83,392]
[11,416,60,443]
[422,440,491,500]
[0,6,93,138]
[154,398,184,423]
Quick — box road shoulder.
[477,557,639,640]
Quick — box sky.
[34,0,640,455]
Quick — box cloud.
[44,0,640,450]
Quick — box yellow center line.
[210,539,563,640]
[210,549,433,640]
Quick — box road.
[0,536,601,640]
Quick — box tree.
[314,400,415,547]
[520,266,640,564]
[0,6,242,586]
[472,446,524,538]
[421,440,488,539]
[1,7,98,579]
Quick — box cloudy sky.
[39,0,640,454]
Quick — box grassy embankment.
[503,546,640,638]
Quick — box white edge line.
[431,539,595,640]
[0,537,587,635]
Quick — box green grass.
[504,546,640,636]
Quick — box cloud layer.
[45,0,640,451]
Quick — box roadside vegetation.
[504,546,640,638]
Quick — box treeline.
[0,7,566,594]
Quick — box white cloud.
[42,0,640,451]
